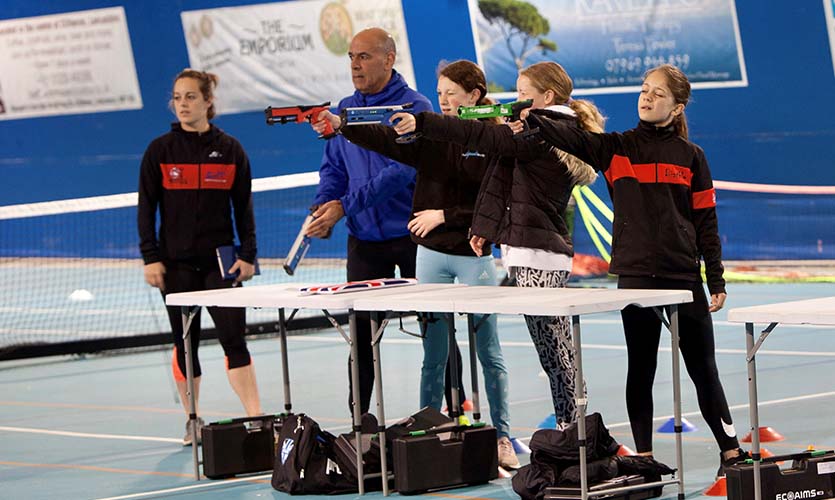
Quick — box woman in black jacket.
[393,62,604,431]
[508,64,746,477]
[138,69,262,444]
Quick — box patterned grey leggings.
[514,266,584,426]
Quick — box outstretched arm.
[524,111,617,171]
[414,111,538,159]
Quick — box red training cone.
[741,426,785,443]
[704,477,727,496]
[759,447,784,465]
[443,399,474,414]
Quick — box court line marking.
[89,474,501,500]
[0,460,191,478]
[282,335,835,357]
[3,390,834,444]
[0,400,351,423]
[91,472,272,500]
[512,390,835,434]
[0,426,182,443]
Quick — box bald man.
[307,28,433,415]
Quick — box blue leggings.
[416,245,510,438]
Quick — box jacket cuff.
[707,282,726,296]
[142,253,161,265]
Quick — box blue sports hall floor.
[1,282,834,500]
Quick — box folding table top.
[164,282,461,310]
[353,285,693,317]
[727,296,835,325]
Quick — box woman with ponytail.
[387,62,603,431]
[313,60,519,470]
[519,63,748,477]
[138,69,262,445]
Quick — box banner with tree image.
[181,0,416,115]
[468,0,748,97]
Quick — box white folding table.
[353,286,694,500]
[165,282,461,493]
[727,296,835,500]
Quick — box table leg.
[181,305,200,481]
[446,313,461,419]
[278,308,292,413]
[467,314,482,422]
[571,315,588,500]
[348,309,365,495]
[746,322,762,500]
[370,311,390,496]
[668,305,685,499]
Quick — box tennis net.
[0,173,349,360]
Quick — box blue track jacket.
[313,70,433,242]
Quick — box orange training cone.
[760,447,784,465]
[704,477,727,496]
[741,426,785,443]
[617,444,637,456]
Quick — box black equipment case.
[392,421,498,495]
[545,474,662,500]
[202,415,281,479]
[726,450,835,500]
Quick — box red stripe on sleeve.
[692,188,717,209]
[604,155,637,185]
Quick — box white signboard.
[0,7,142,121]
[181,0,417,114]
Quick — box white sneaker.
[183,417,205,446]
[497,436,521,470]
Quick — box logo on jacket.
[280,437,294,464]
[204,170,227,181]
[462,150,485,158]
[208,150,222,158]
[168,166,182,182]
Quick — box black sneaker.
[716,448,752,479]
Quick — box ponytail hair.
[520,62,606,133]
[568,99,606,133]
[644,64,690,139]
[171,68,220,120]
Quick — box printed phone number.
[605,54,691,74]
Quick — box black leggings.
[618,276,739,453]
[347,235,417,415]
[162,258,251,380]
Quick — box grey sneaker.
[497,436,521,470]
[183,417,205,446]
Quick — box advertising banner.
[469,0,748,97]
[0,7,142,120]
[181,0,416,115]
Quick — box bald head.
[353,27,396,55]
[348,27,397,94]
